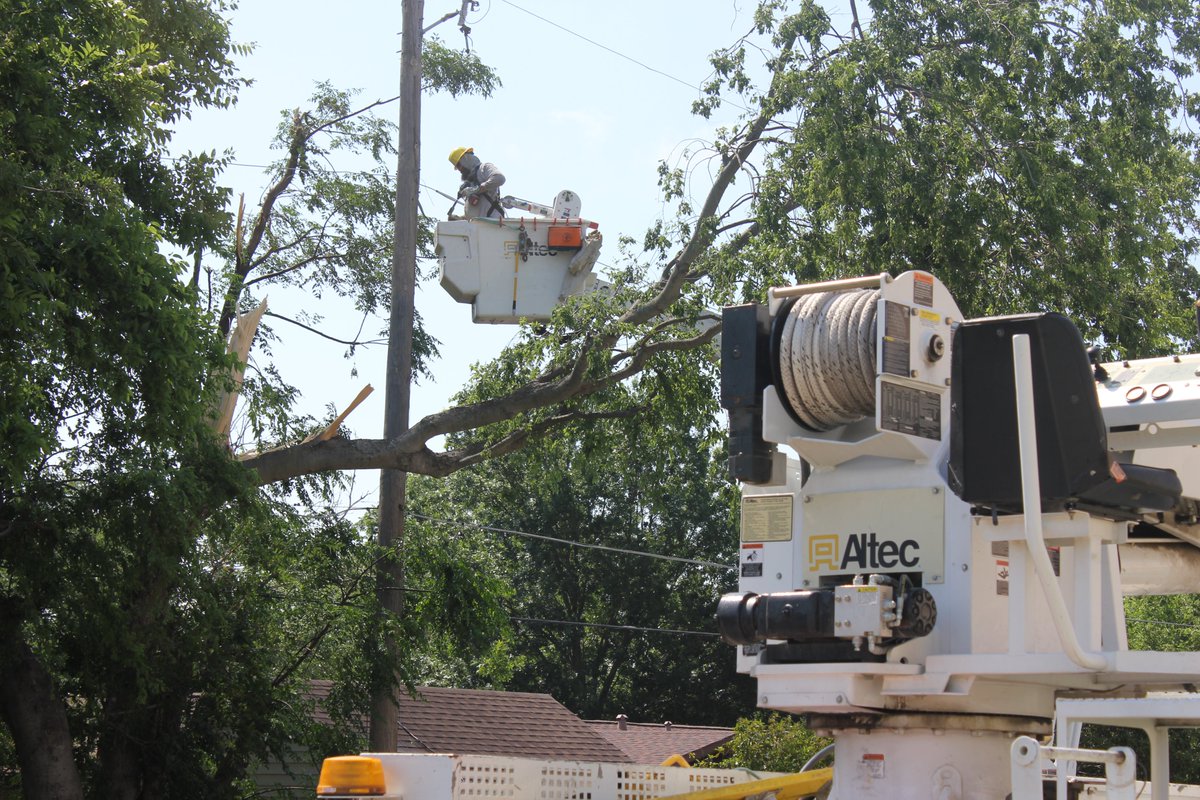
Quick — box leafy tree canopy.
[0,1,505,797]
[408,354,754,724]
[700,0,1200,354]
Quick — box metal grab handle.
[1011,333,1108,672]
[768,272,892,300]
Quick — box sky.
[170,1,765,496]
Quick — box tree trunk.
[0,637,84,800]
[96,681,144,800]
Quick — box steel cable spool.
[772,288,878,430]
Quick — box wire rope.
[777,289,878,431]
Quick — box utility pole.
[371,0,475,755]
[371,0,423,753]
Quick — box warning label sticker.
[913,273,934,307]
[740,494,793,542]
[740,543,765,577]
[880,380,941,440]
[859,753,886,779]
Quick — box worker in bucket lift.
[448,146,505,219]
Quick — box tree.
[0,1,505,796]
[408,356,755,724]
[711,0,1200,357]
[1,0,244,796]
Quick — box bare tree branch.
[219,117,307,337]
[622,31,799,327]
[849,0,865,40]
[245,215,330,273]
[242,249,343,290]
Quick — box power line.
[496,0,748,117]
[512,616,720,639]
[1127,617,1200,631]
[410,511,736,571]
[499,1,702,95]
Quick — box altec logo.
[808,532,920,572]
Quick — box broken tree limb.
[210,297,268,443]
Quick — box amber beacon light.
[316,756,386,796]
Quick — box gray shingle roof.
[394,686,631,763]
[304,683,732,765]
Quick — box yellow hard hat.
[448,146,474,167]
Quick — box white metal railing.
[1011,736,1135,800]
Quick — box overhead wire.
[1127,617,1200,631]
[403,514,733,640]
[167,0,768,197]
[410,511,736,572]
[498,0,755,116]
[511,616,721,639]
[404,589,725,640]
[499,0,702,94]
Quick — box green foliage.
[0,0,510,795]
[685,0,1200,357]
[1126,594,1200,652]
[424,36,502,98]
[697,713,831,773]
[0,0,240,490]
[408,339,755,725]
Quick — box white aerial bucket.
[436,215,602,324]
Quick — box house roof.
[585,719,733,765]
[304,683,732,765]
[394,686,631,763]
